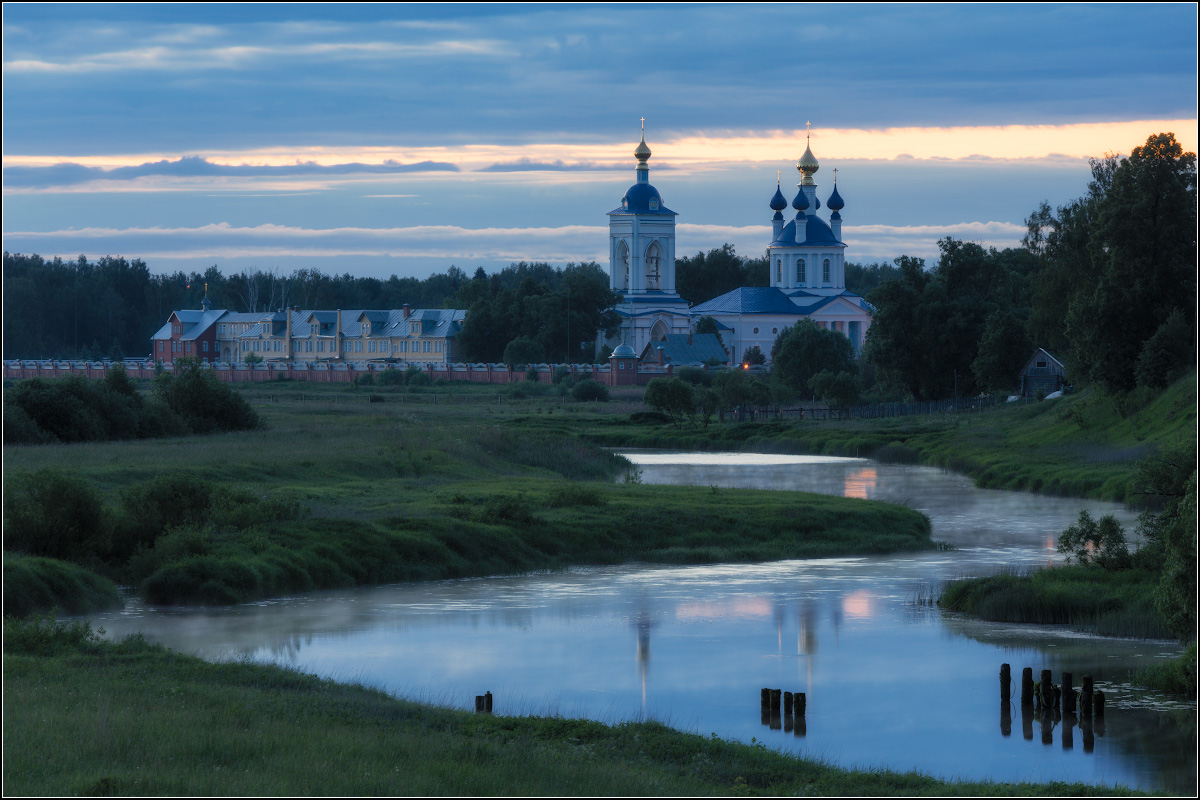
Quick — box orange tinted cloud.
[6,119,1194,175]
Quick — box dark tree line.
[3,254,475,360]
[675,244,768,305]
[860,132,1195,401]
[453,262,620,364]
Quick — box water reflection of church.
[602,123,874,365]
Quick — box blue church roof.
[609,182,676,215]
[769,214,842,246]
[690,287,804,315]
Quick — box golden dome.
[797,142,819,184]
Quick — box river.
[84,453,1196,793]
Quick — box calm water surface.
[86,453,1196,793]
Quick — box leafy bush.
[571,378,610,402]
[674,366,712,387]
[643,378,694,428]
[503,336,545,368]
[2,614,106,657]
[1056,510,1131,568]
[1136,309,1195,389]
[3,469,111,563]
[3,555,122,617]
[378,367,405,386]
[5,376,140,443]
[153,358,262,434]
[112,472,217,560]
[405,366,431,387]
[3,402,51,445]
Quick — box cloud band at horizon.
[2,220,1028,277]
[3,119,1194,277]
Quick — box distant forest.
[0,249,893,362]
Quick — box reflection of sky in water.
[85,455,1194,794]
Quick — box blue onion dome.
[613,343,636,357]
[792,187,809,212]
[827,183,844,211]
[770,184,788,211]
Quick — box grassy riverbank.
[2,555,122,618]
[567,373,1197,506]
[938,566,1171,640]
[2,617,1143,797]
[3,380,933,613]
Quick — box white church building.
[603,127,873,365]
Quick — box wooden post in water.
[1000,663,1011,704]
[1040,670,1053,710]
[795,692,806,717]
[1021,667,1034,707]
[761,688,771,709]
[1080,715,1095,752]
[1080,675,1093,719]
[769,689,782,713]
[783,691,794,715]
[1093,690,1104,717]
[1062,672,1074,714]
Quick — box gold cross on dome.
[776,169,781,184]
[806,120,811,138]
[833,168,838,183]
[640,116,645,133]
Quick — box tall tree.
[1064,133,1197,394]
[675,244,767,306]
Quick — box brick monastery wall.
[3,360,673,387]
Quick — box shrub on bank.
[153,358,262,434]
[3,469,110,563]
[2,555,122,618]
[571,378,610,402]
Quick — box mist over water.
[86,453,1195,793]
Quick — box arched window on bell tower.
[616,240,630,291]
[645,241,662,291]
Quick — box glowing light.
[843,467,877,499]
[841,589,875,620]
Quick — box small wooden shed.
[1018,348,1066,397]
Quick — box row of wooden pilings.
[474,691,493,713]
[1000,664,1108,750]
[1000,664,1105,716]
[760,688,806,735]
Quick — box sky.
[2,3,1197,280]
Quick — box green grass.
[557,373,1197,506]
[3,382,934,609]
[1,618,1144,796]
[2,554,122,617]
[938,565,1172,639]
[130,478,932,605]
[1134,642,1197,698]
